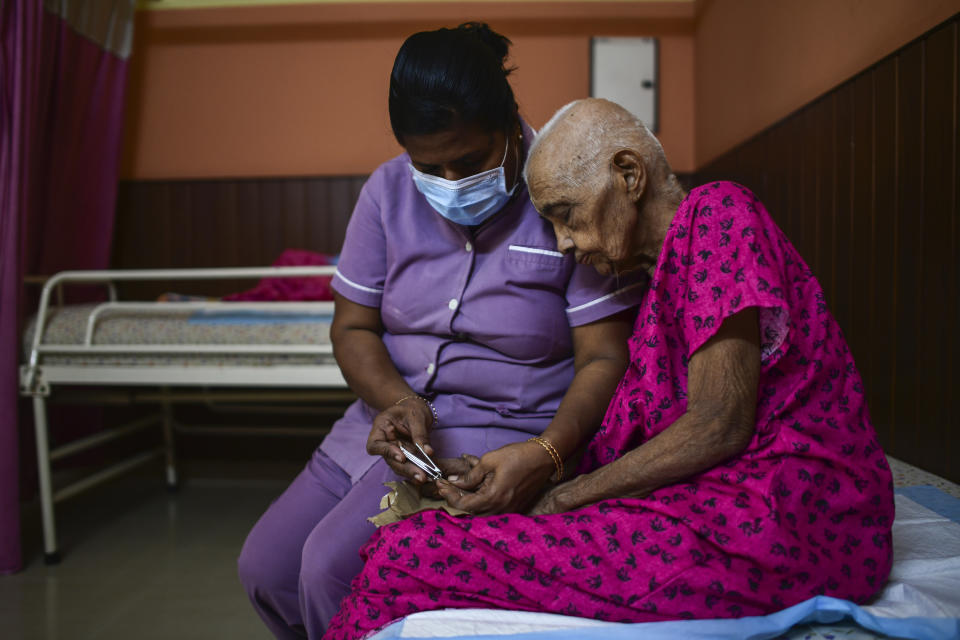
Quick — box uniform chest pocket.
[506,244,566,270]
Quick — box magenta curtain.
[0,0,133,574]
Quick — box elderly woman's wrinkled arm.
[438,308,635,514]
[530,307,761,515]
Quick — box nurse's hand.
[366,400,435,484]
[437,441,555,514]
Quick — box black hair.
[389,22,519,144]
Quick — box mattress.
[22,303,335,367]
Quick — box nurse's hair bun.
[457,22,515,77]
[389,22,520,143]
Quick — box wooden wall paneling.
[236,180,264,268]
[719,152,739,183]
[799,105,820,279]
[328,177,365,253]
[173,181,206,295]
[305,177,355,255]
[849,72,876,416]
[723,152,740,184]
[696,163,715,186]
[919,22,957,479]
[757,123,779,223]
[303,180,326,254]
[733,147,751,192]
[281,180,308,252]
[815,95,837,310]
[726,148,744,188]
[833,84,854,344]
[112,176,366,299]
[770,123,792,237]
[955,16,960,485]
[218,181,242,268]
[169,182,193,270]
[871,57,899,451]
[258,180,283,263]
[316,178,339,254]
[730,148,747,186]
[111,184,137,270]
[150,184,173,272]
[191,181,220,268]
[696,150,729,186]
[743,127,769,200]
[894,39,924,467]
[783,116,804,247]
[115,183,168,299]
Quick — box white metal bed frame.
[19,266,347,563]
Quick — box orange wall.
[121,1,696,179]
[694,0,960,167]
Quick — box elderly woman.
[238,32,643,639]
[322,98,894,639]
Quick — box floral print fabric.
[322,182,894,640]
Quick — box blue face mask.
[410,136,518,226]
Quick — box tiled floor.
[1,456,957,640]
[1,460,297,640]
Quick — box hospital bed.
[19,266,348,563]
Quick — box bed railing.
[22,266,338,395]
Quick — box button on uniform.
[427,363,436,375]
[448,298,459,311]
[464,241,473,252]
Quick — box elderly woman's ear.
[612,149,646,202]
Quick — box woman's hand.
[437,441,555,515]
[417,454,480,499]
[436,454,479,480]
[526,472,633,515]
[366,400,436,484]
[527,476,586,515]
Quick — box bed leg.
[161,391,178,492]
[32,396,60,564]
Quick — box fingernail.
[447,475,459,482]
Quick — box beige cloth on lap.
[369,481,470,527]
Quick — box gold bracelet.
[393,394,418,407]
[393,394,438,427]
[529,436,563,481]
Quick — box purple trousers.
[238,427,532,639]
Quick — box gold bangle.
[393,394,438,427]
[529,436,563,481]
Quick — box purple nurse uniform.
[237,122,645,639]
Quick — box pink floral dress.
[322,182,894,640]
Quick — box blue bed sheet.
[187,310,333,325]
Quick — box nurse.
[238,23,645,639]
